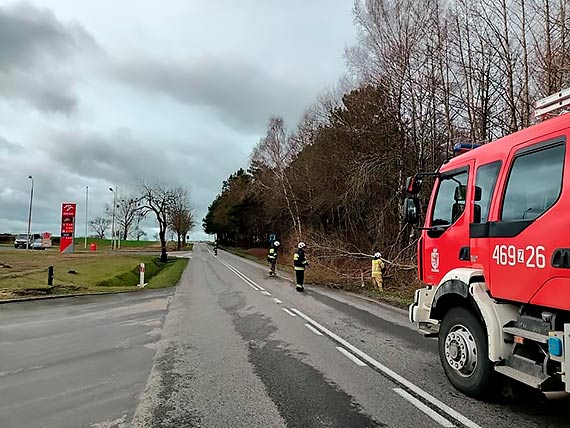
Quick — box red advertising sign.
[60,203,76,253]
[62,203,76,216]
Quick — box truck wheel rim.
[444,324,478,377]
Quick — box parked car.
[31,238,45,250]
[14,234,31,249]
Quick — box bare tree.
[137,181,180,262]
[131,228,147,241]
[251,117,303,240]
[89,216,111,239]
[168,189,195,250]
[116,197,145,241]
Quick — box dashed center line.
[214,255,481,428]
[282,308,297,317]
[336,346,368,366]
[304,323,323,336]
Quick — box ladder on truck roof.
[535,88,570,121]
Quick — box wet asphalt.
[2,244,570,427]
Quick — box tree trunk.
[177,234,181,251]
[159,229,168,262]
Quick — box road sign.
[60,203,76,253]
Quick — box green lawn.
[73,238,194,252]
[0,251,188,300]
[74,238,158,249]
[146,258,189,289]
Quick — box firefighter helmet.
[374,252,382,258]
[298,242,306,249]
[274,241,280,247]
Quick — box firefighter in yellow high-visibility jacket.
[372,252,385,291]
[293,242,309,292]
[267,240,280,277]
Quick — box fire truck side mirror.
[405,176,422,195]
[403,197,420,225]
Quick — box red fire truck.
[405,89,570,398]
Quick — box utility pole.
[84,186,89,249]
[118,199,122,250]
[26,175,34,250]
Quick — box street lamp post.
[26,176,34,250]
[84,186,89,250]
[109,187,117,250]
[118,199,122,251]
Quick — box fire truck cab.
[406,89,570,398]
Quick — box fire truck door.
[486,140,566,303]
[423,165,473,285]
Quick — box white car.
[31,238,45,250]
[14,234,31,249]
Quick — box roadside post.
[139,263,145,288]
[48,266,54,286]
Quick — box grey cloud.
[0,2,99,113]
[0,135,24,154]
[0,2,98,70]
[0,70,78,113]
[40,129,247,215]
[20,128,240,237]
[111,56,315,131]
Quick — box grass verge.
[146,258,189,289]
[0,251,189,300]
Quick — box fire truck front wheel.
[438,306,493,399]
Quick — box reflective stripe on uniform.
[372,259,384,277]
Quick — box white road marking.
[261,290,271,296]
[272,298,283,304]
[289,308,482,428]
[393,388,455,428]
[336,346,368,366]
[282,308,297,317]
[215,258,477,428]
[304,323,323,336]
[217,258,261,291]
[218,258,266,291]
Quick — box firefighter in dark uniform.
[267,240,280,276]
[293,242,309,292]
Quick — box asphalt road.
[2,244,570,427]
[0,288,173,428]
[133,244,570,428]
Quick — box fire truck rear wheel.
[438,306,493,399]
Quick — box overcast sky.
[0,0,356,240]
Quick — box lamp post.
[109,187,117,250]
[118,199,123,250]
[26,176,34,250]
[84,186,89,249]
